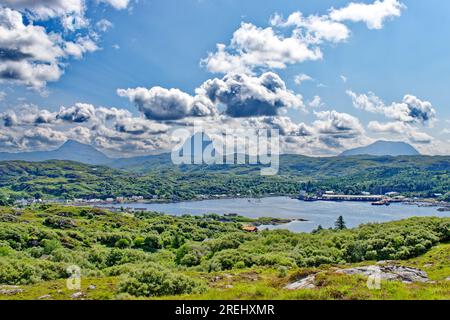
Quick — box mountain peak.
[58,140,93,151]
[54,140,110,164]
[0,140,110,165]
[340,141,420,157]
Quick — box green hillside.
[0,205,448,300]
[0,156,449,201]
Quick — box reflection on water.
[107,197,447,233]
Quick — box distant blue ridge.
[340,141,420,157]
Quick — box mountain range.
[0,140,111,165]
[0,139,422,169]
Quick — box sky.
[0,0,449,157]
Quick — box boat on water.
[303,197,319,202]
[372,200,390,206]
[298,195,320,202]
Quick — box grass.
[398,244,450,280]
[4,244,449,300]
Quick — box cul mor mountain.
[340,141,420,157]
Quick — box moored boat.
[372,199,390,206]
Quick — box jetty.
[321,194,385,202]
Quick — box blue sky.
[0,0,448,156]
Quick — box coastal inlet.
[100,197,448,233]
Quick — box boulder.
[70,292,86,299]
[284,274,316,290]
[336,265,429,283]
[0,286,23,295]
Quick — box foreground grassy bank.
[0,205,448,300]
[5,244,448,300]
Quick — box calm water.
[108,197,448,233]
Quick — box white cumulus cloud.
[199,72,304,117]
[329,0,405,30]
[347,90,436,125]
[0,7,98,89]
[97,0,131,10]
[202,22,322,74]
[117,86,216,121]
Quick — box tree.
[335,216,347,230]
[312,225,324,234]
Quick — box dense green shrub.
[118,264,205,297]
[115,239,131,249]
[43,217,77,229]
[143,234,162,251]
[0,258,66,285]
[0,205,448,289]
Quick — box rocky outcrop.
[284,275,316,290]
[0,214,19,222]
[336,265,430,283]
[70,292,86,299]
[0,286,23,295]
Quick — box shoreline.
[65,193,295,207]
[51,196,449,234]
[78,196,449,210]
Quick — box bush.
[133,237,145,248]
[43,217,77,229]
[41,239,62,254]
[277,266,288,278]
[143,234,161,251]
[180,253,200,267]
[97,233,132,248]
[304,255,335,267]
[118,264,205,297]
[0,258,66,285]
[0,241,13,257]
[208,249,253,270]
[115,239,131,249]
[106,249,125,267]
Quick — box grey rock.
[87,285,96,290]
[38,294,52,300]
[336,265,429,283]
[211,276,222,282]
[0,286,23,295]
[376,260,395,265]
[284,274,316,290]
[71,292,85,299]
